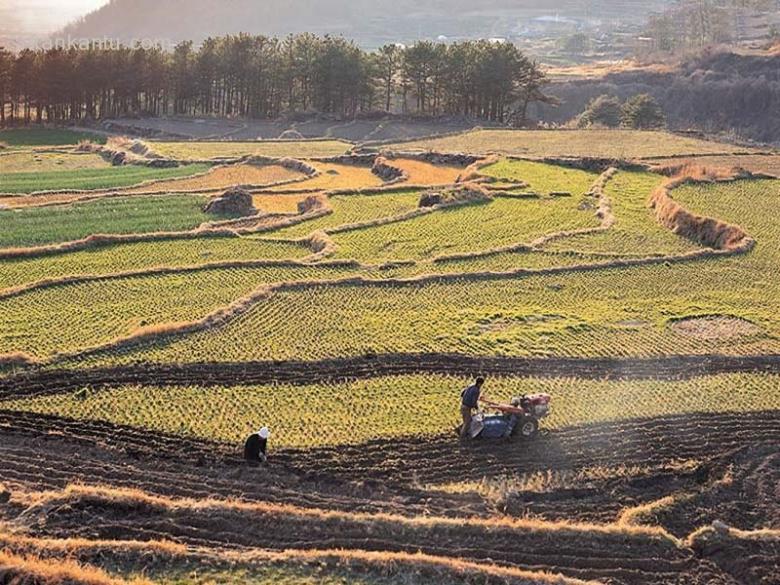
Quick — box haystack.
[203,186,256,216]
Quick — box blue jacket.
[461,384,481,408]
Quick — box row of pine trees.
[0,34,549,125]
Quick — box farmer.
[460,377,485,440]
[244,426,271,465]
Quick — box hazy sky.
[2,0,109,36]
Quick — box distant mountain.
[61,0,672,50]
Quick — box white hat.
[258,426,270,439]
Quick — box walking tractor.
[464,394,552,440]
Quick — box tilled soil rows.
[3,353,780,400]
[1,409,777,585]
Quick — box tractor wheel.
[518,416,539,438]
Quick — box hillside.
[61,0,671,49]
[533,48,780,145]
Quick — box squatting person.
[244,426,271,465]
[460,377,485,440]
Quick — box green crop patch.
[0,236,310,292]
[331,194,597,262]
[0,127,106,147]
[0,194,219,249]
[0,163,210,194]
[3,372,777,449]
[270,189,423,238]
[0,263,358,360]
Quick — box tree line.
[0,34,549,125]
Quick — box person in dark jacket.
[460,377,485,439]
[244,426,270,465]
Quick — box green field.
[64,176,777,366]
[0,194,222,249]
[0,163,210,194]
[0,236,309,292]
[4,372,776,448]
[0,127,106,147]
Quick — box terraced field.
[0,126,777,585]
[383,129,761,158]
[148,139,351,159]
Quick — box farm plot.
[0,150,109,173]
[270,189,423,238]
[0,263,358,361]
[480,158,598,195]
[265,161,384,192]
[121,163,304,194]
[386,158,465,185]
[331,194,598,262]
[0,194,219,249]
[3,372,777,449]
[542,170,700,255]
[149,139,350,159]
[106,248,780,364]
[647,153,780,177]
[387,129,756,158]
[0,162,210,194]
[0,237,309,292]
[0,127,106,147]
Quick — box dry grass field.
[148,139,351,159]
[0,127,777,585]
[385,129,762,158]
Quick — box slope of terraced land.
[541,170,700,255]
[3,372,777,449]
[332,194,597,262]
[0,162,210,194]
[0,127,106,147]
[265,161,384,192]
[270,189,423,238]
[0,194,221,249]
[329,161,599,262]
[0,139,778,585]
[77,175,779,365]
[0,150,110,173]
[149,139,351,159]
[0,263,361,361]
[121,163,305,193]
[0,237,310,292]
[387,129,758,158]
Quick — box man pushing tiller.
[460,377,486,440]
[459,377,552,440]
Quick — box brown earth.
[3,354,780,401]
[0,409,777,585]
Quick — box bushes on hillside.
[622,94,666,129]
[577,93,666,130]
[577,95,623,128]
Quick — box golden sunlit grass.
[0,549,149,585]
[266,162,384,192]
[123,163,303,193]
[148,140,350,159]
[0,151,110,173]
[388,129,758,159]
[251,192,315,213]
[388,158,464,185]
